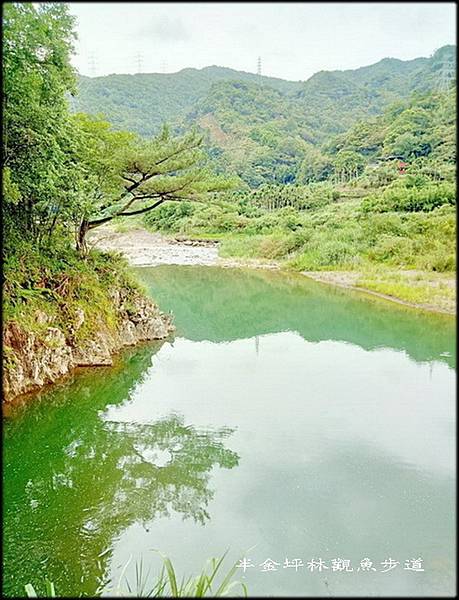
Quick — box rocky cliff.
[2,287,174,403]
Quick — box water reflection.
[3,345,239,597]
[135,266,455,369]
[3,266,455,597]
[104,334,454,597]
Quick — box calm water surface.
[3,266,456,597]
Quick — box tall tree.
[3,2,77,238]
[74,116,233,252]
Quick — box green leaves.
[3,2,80,238]
[2,167,22,204]
[24,584,37,598]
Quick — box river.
[3,266,455,597]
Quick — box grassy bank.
[141,179,456,313]
[2,234,162,403]
[3,236,147,345]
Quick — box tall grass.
[143,182,456,276]
[25,552,248,597]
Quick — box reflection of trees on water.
[5,267,455,595]
[72,413,239,594]
[137,266,456,369]
[3,344,239,597]
[89,415,239,529]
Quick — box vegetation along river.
[3,266,455,597]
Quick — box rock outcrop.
[2,288,174,403]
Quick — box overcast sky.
[67,2,456,81]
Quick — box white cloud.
[136,15,191,42]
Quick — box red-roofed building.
[398,161,408,175]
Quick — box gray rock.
[3,286,175,402]
[3,326,73,399]
[118,320,137,346]
[72,333,114,367]
[74,308,85,330]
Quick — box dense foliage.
[3,2,79,239]
[72,46,455,187]
[191,71,455,187]
[71,66,300,137]
[2,2,456,332]
[2,2,227,338]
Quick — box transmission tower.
[88,52,97,77]
[437,58,455,92]
[257,56,262,76]
[161,59,167,74]
[135,52,144,73]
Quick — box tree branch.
[87,138,205,231]
[87,215,115,229]
[151,138,203,169]
[122,174,138,184]
[118,199,166,217]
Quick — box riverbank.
[87,227,280,270]
[301,270,456,315]
[3,289,174,404]
[3,247,174,403]
[88,226,456,316]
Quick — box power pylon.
[135,52,144,73]
[257,56,262,76]
[437,58,455,92]
[88,52,97,77]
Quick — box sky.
[67,2,456,81]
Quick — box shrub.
[362,213,404,242]
[144,202,196,232]
[361,181,455,213]
[367,235,414,263]
[3,238,142,341]
[420,251,456,272]
[187,206,250,232]
[287,239,356,270]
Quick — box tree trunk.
[76,215,114,255]
[76,198,167,255]
[77,218,90,256]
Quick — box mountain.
[72,46,455,135]
[71,65,302,137]
[70,46,456,185]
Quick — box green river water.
[3,266,456,597]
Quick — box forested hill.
[71,65,302,137]
[71,45,456,186]
[71,45,455,137]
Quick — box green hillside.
[71,46,455,186]
[71,65,302,137]
[72,46,455,137]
